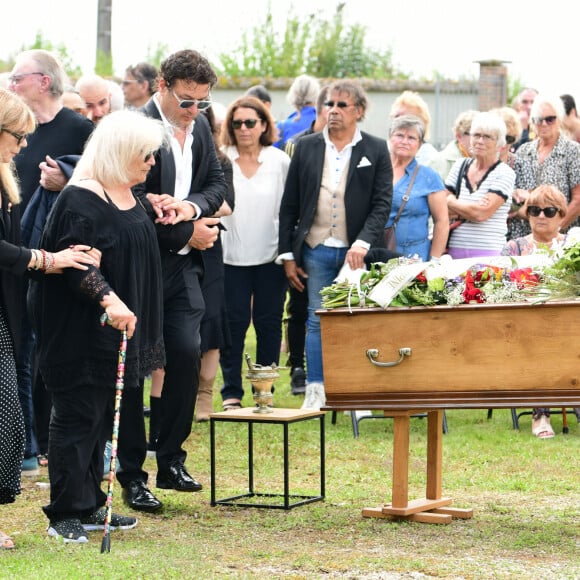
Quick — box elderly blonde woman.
[445,111,515,258]
[386,115,448,261]
[511,94,580,239]
[390,90,438,165]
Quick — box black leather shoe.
[122,480,163,512]
[156,463,203,492]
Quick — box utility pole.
[96,0,112,74]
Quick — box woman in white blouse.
[219,96,290,410]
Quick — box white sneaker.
[315,383,326,408]
[301,382,325,410]
[354,410,372,419]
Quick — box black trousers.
[117,259,204,483]
[156,263,204,473]
[43,385,113,523]
[286,281,308,370]
[116,382,148,487]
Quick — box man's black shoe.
[156,463,203,492]
[123,480,163,513]
[291,367,306,395]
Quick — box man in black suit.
[278,79,392,410]
[118,49,226,512]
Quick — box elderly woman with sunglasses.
[501,184,580,438]
[445,111,515,259]
[510,94,580,240]
[218,96,290,411]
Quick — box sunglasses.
[232,119,259,129]
[532,115,557,126]
[2,128,27,145]
[143,151,156,162]
[526,206,559,218]
[324,100,356,109]
[171,89,212,110]
[505,135,517,144]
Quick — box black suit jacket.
[133,98,226,270]
[278,130,393,266]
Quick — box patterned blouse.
[511,134,580,238]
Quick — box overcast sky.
[2,0,578,100]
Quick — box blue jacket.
[21,155,80,248]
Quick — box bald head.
[75,74,111,124]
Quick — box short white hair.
[470,111,507,148]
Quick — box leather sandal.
[222,399,242,411]
[0,531,15,550]
[532,415,555,439]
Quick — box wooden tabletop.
[209,407,326,422]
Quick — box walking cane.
[100,313,128,554]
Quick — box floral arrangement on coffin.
[320,229,580,310]
[391,263,540,307]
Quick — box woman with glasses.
[510,94,580,239]
[445,111,515,259]
[386,115,448,261]
[0,89,96,549]
[501,184,579,438]
[34,110,171,543]
[218,96,290,411]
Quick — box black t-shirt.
[13,107,94,211]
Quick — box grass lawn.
[2,328,579,579]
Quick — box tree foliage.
[0,32,82,79]
[216,2,408,80]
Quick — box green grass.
[2,327,579,579]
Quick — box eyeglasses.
[8,72,44,84]
[232,119,260,130]
[1,128,26,145]
[532,115,557,126]
[471,133,496,142]
[171,89,212,110]
[122,79,141,86]
[505,135,517,145]
[143,151,156,162]
[391,132,420,144]
[526,206,559,218]
[324,100,356,109]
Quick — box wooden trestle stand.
[361,409,473,524]
[318,301,580,524]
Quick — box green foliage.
[0,31,82,79]
[95,49,113,77]
[217,2,407,80]
[29,31,83,79]
[145,43,170,69]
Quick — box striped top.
[446,158,515,252]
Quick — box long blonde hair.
[0,89,36,204]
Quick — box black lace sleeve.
[76,266,114,302]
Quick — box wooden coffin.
[318,300,580,410]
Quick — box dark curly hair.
[159,50,217,88]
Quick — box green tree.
[0,32,82,79]
[217,2,406,80]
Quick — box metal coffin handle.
[366,347,412,367]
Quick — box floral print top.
[511,134,580,238]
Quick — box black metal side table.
[210,408,325,510]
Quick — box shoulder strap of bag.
[454,158,470,198]
[392,164,420,227]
